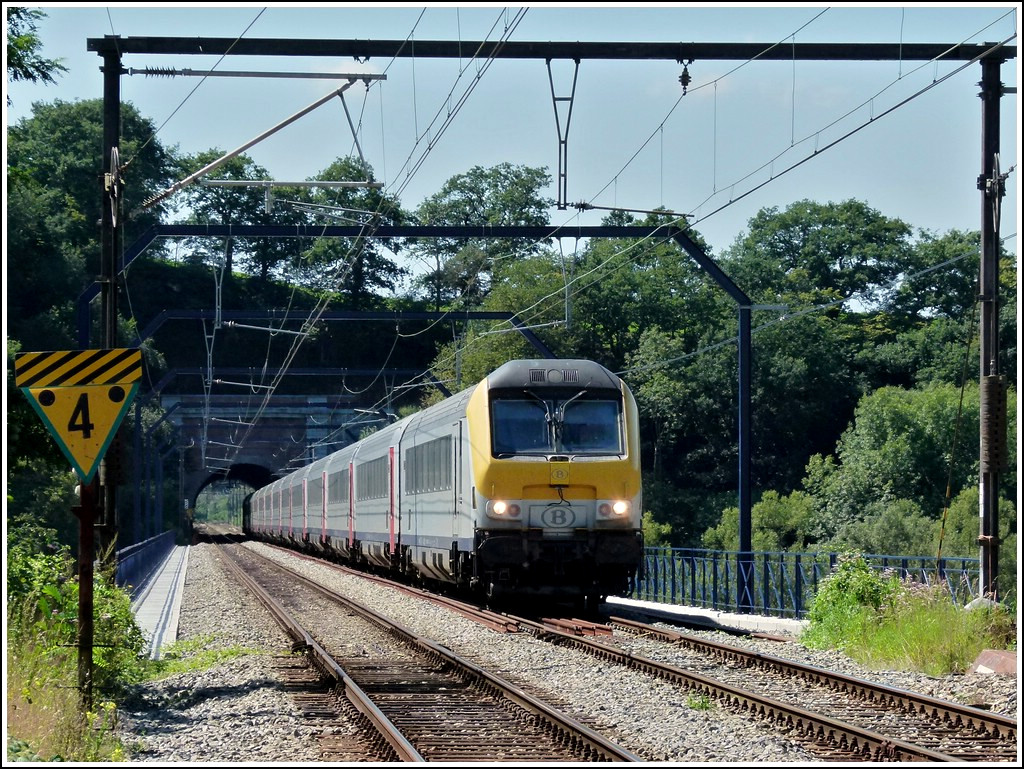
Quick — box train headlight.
[598,500,631,518]
[487,500,522,519]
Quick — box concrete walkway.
[607,595,808,637]
[130,545,189,660]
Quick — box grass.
[6,639,128,762]
[5,631,263,762]
[853,597,1015,676]
[686,693,714,711]
[801,553,1016,676]
[144,634,261,680]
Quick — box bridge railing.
[630,548,981,618]
[115,530,177,598]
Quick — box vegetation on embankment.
[801,552,1016,676]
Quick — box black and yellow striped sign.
[15,349,143,483]
[15,348,142,388]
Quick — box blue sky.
[4,3,1020,261]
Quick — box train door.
[454,417,472,542]
[321,470,328,545]
[302,477,308,542]
[453,420,461,538]
[388,446,396,554]
[347,460,355,548]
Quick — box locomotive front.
[465,359,643,605]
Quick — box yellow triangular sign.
[22,382,140,483]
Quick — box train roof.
[487,359,622,391]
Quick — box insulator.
[138,67,180,78]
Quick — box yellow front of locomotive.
[466,359,643,602]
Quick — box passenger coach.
[245,358,643,606]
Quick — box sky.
[4,2,1021,265]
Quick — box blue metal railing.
[631,548,981,618]
[115,530,176,597]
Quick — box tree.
[830,498,937,557]
[641,510,672,548]
[563,213,724,371]
[747,314,860,491]
[803,382,1016,543]
[174,150,313,280]
[7,99,175,348]
[410,163,552,309]
[426,250,569,394]
[6,100,176,554]
[888,229,980,320]
[6,7,66,104]
[937,486,1016,598]
[701,490,814,552]
[289,157,409,303]
[721,199,915,307]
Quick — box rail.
[631,548,982,619]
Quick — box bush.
[801,551,1016,674]
[802,551,901,652]
[6,540,145,760]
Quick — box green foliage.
[865,315,976,388]
[411,162,553,308]
[6,545,148,695]
[639,482,731,548]
[194,481,250,525]
[803,381,1016,546]
[6,7,67,96]
[686,693,714,711]
[857,587,1016,675]
[802,553,1016,674]
[7,737,52,762]
[144,635,259,680]
[641,510,672,547]
[937,487,1017,603]
[723,198,914,306]
[888,229,981,321]
[7,98,175,349]
[829,498,937,557]
[802,552,904,652]
[6,547,140,761]
[701,490,814,552]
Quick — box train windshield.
[491,395,623,456]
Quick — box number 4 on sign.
[22,384,139,483]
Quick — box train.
[243,358,644,607]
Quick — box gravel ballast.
[117,542,1018,762]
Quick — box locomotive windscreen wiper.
[552,390,585,452]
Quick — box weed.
[144,634,261,680]
[686,693,714,711]
[801,552,1017,674]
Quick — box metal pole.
[72,482,97,709]
[99,48,122,561]
[737,306,753,612]
[977,55,1007,599]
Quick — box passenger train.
[243,358,644,606]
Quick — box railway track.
[245,540,1016,762]
[512,613,1017,761]
[218,543,640,762]
[607,616,1018,760]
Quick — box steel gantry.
[88,33,1015,609]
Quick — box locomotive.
[243,358,644,606]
